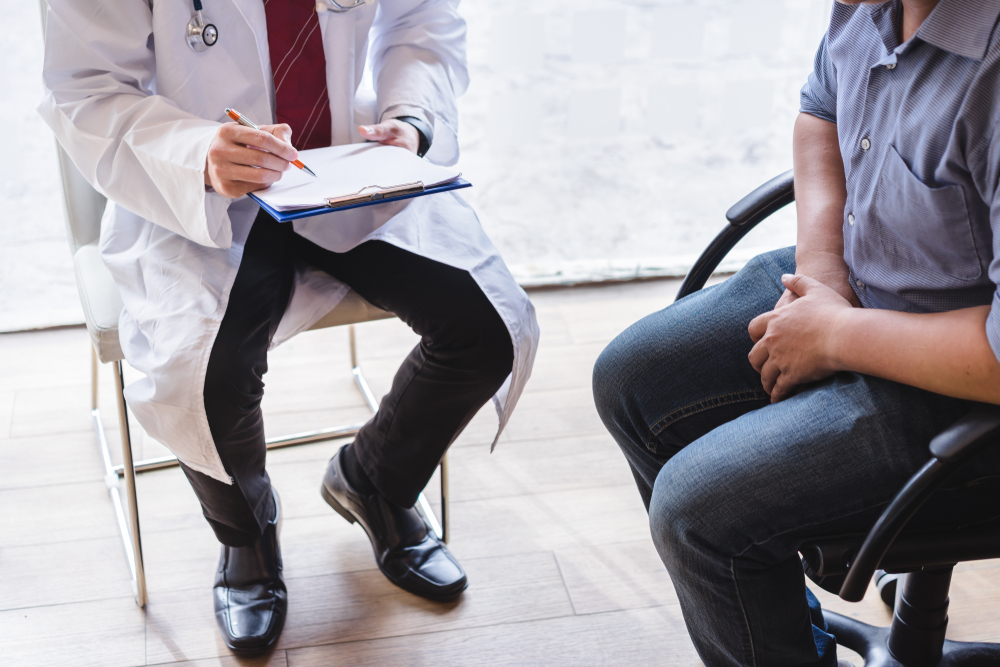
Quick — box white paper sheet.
[252,143,462,211]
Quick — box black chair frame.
[679,170,1000,667]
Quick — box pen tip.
[304,166,318,177]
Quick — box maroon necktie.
[264,0,332,150]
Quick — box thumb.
[359,123,390,140]
[781,273,821,297]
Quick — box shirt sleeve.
[800,32,838,124]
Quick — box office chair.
[677,170,1000,666]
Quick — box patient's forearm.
[792,113,856,304]
[832,305,1000,404]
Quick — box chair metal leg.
[90,348,147,607]
[113,361,147,607]
[91,343,99,411]
[440,453,450,544]
[349,325,449,542]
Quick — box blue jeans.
[593,247,1000,667]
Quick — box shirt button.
[861,137,871,151]
[886,63,896,70]
[848,213,855,226]
[856,279,866,290]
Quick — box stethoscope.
[186,0,218,52]
[186,0,371,53]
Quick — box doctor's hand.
[747,274,853,403]
[358,120,420,154]
[205,123,299,199]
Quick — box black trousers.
[181,210,514,547]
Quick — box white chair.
[56,145,450,608]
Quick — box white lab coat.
[39,0,539,484]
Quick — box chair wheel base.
[826,611,1000,667]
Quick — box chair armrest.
[676,170,795,300]
[838,404,1000,601]
[929,404,1000,462]
[725,170,796,227]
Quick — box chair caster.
[826,611,1000,666]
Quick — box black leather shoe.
[213,489,287,655]
[321,446,468,601]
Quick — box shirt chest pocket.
[874,145,981,283]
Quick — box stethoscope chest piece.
[187,2,218,52]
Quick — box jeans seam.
[645,389,770,452]
[732,498,892,559]
[730,556,759,667]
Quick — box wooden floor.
[1,278,998,666]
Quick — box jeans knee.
[592,327,654,428]
[648,462,726,567]
[592,341,622,424]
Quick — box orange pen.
[224,108,317,177]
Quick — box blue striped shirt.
[800,0,1000,362]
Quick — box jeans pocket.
[874,144,982,284]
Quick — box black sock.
[341,443,378,496]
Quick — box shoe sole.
[320,482,467,602]
[223,611,285,656]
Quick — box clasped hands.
[204,119,420,199]
[747,274,856,403]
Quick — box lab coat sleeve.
[370,0,468,166]
[37,0,232,249]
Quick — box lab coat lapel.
[227,0,275,121]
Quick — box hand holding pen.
[204,108,316,199]
[226,109,317,177]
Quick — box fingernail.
[782,274,793,280]
[361,126,373,133]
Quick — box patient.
[593,1,1000,665]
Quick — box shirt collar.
[913,0,1000,60]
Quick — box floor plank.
[501,387,607,443]
[148,654,287,667]
[1,480,120,547]
[0,328,93,392]
[518,341,607,395]
[0,597,146,667]
[0,535,133,610]
[9,383,95,438]
[445,485,651,562]
[442,433,634,501]
[554,539,676,615]
[0,431,106,490]
[145,551,574,664]
[285,606,700,667]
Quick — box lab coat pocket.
[875,145,981,283]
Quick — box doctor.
[40,0,539,654]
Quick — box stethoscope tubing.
[188,0,369,52]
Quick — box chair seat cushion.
[74,244,125,363]
[307,291,393,330]
[73,243,392,363]
[801,519,1000,578]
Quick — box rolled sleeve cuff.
[799,74,837,124]
[383,104,434,157]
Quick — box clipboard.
[250,177,472,223]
